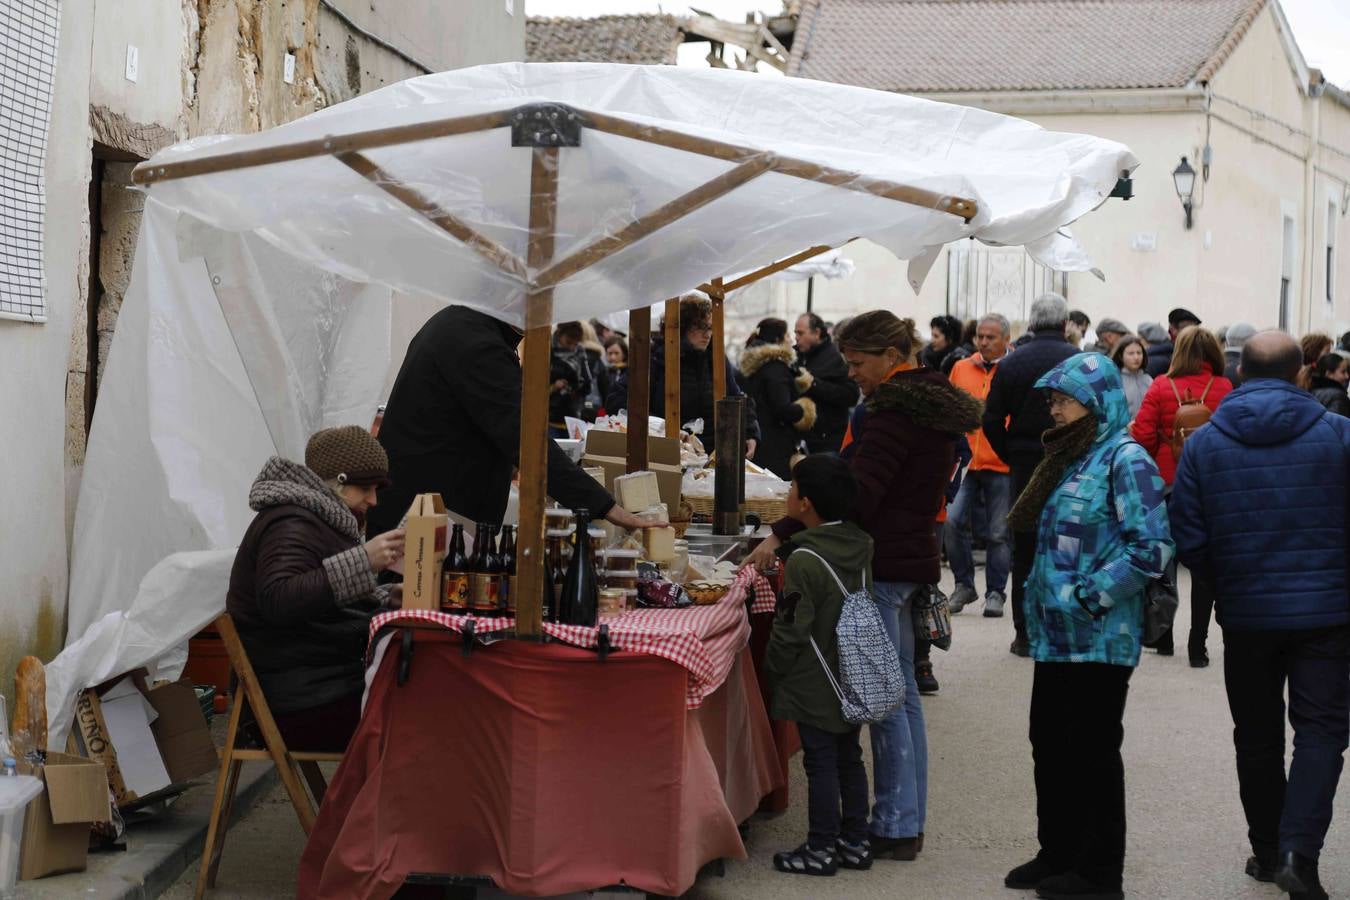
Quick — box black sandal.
[835,837,874,870]
[772,843,838,876]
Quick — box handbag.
[1141,567,1179,647]
[911,585,953,652]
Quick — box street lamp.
[1172,156,1196,229]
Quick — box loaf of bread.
[12,655,48,755]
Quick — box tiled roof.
[526,14,685,66]
[787,0,1268,92]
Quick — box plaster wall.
[0,0,96,704]
[2,0,524,709]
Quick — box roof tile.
[787,0,1266,92]
[527,14,685,66]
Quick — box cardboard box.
[72,674,218,810]
[581,431,682,512]
[19,752,109,880]
[402,493,448,610]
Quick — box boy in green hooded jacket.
[764,455,875,876]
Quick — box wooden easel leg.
[206,759,244,888]
[195,690,245,899]
[298,759,329,806]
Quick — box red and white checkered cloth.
[368,567,776,708]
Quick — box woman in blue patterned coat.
[1001,353,1173,900]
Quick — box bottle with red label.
[441,523,470,615]
[469,523,500,617]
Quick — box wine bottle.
[559,509,599,626]
[545,533,564,622]
[441,522,470,615]
[499,525,517,617]
[469,523,499,617]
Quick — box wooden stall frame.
[131,103,978,638]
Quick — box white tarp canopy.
[50,61,1135,746]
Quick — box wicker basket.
[682,495,788,524]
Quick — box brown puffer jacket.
[226,458,388,715]
[773,368,983,584]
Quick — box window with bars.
[0,0,60,324]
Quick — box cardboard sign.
[402,493,448,610]
[72,674,216,810]
[19,752,110,880]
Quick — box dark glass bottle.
[441,523,470,615]
[544,533,564,622]
[559,509,599,626]
[498,525,517,617]
[469,523,499,617]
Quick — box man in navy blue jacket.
[1171,331,1350,900]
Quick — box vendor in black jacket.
[369,305,654,535]
[793,313,857,453]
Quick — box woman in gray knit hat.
[226,425,405,751]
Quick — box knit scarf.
[1006,414,1100,532]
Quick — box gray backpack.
[793,549,905,725]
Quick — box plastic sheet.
[61,61,1137,741]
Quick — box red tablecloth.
[299,623,783,898]
[366,568,777,709]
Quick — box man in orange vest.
[945,313,1013,617]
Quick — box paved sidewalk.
[14,721,277,900]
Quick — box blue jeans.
[946,469,1011,596]
[869,581,928,838]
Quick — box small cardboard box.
[19,752,110,880]
[581,431,682,512]
[72,674,218,810]
[402,493,448,610]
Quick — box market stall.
[49,59,1136,897]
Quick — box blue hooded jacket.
[1170,378,1350,631]
[1024,353,1174,666]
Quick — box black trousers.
[797,722,869,849]
[1030,662,1132,886]
[1222,625,1350,862]
[1010,462,1038,642]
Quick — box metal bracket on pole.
[512,104,583,148]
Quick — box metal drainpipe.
[1304,87,1321,333]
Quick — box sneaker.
[983,590,1006,618]
[1010,636,1031,657]
[1034,871,1124,899]
[948,584,978,614]
[835,837,873,870]
[772,843,838,876]
[915,661,939,695]
[1006,856,1068,890]
[867,832,919,861]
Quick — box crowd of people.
[222,289,1350,900]
[739,296,1349,900]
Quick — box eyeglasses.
[1046,395,1078,410]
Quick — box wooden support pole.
[533,156,774,291]
[710,279,727,405]
[515,146,559,639]
[664,298,681,438]
[132,109,513,185]
[698,244,834,295]
[336,152,528,279]
[626,306,651,473]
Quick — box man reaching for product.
[368,305,658,535]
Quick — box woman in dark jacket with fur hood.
[226,426,406,752]
[745,311,983,860]
[738,318,816,479]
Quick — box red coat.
[1130,363,1233,484]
